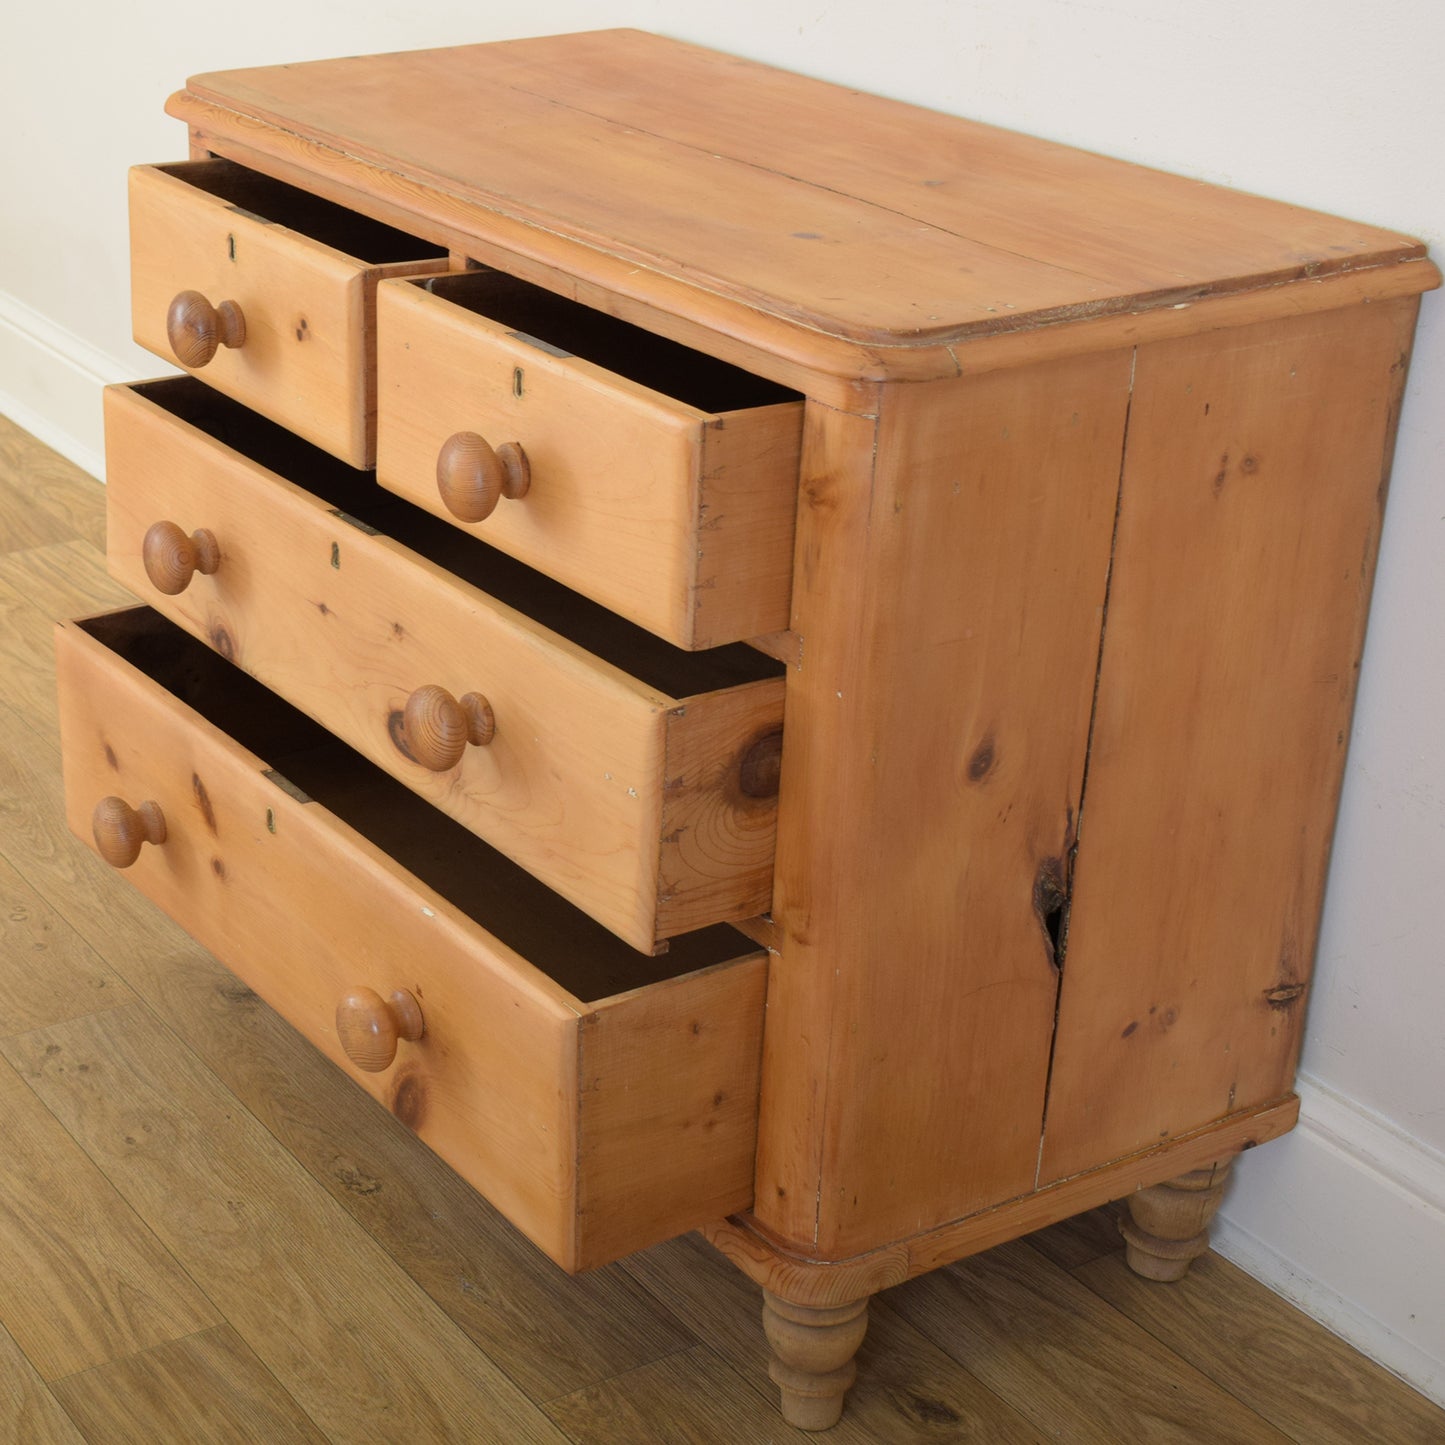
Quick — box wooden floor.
[2,410,1443,1444]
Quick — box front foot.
[1120,1158,1233,1281]
[762,1291,869,1430]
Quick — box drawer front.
[375,274,803,649]
[104,380,785,951]
[130,161,447,467]
[56,609,768,1271]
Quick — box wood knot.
[738,728,783,799]
[207,622,236,662]
[192,773,217,832]
[967,735,996,781]
[386,709,414,763]
[390,1067,427,1130]
[1264,983,1306,1009]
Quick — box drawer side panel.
[575,955,768,1269]
[656,677,786,936]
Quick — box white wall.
[5,0,1442,1403]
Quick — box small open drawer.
[130,159,449,466]
[56,607,768,1271]
[104,378,786,950]
[375,270,804,649]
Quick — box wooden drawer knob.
[401,685,496,771]
[142,521,220,595]
[436,432,530,522]
[166,289,246,368]
[335,987,424,1072]
[92,797,166,869]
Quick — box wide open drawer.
[375,270,804,649]
[104,378,786,951]
[56,607,768,1271]
[130,159,448,466]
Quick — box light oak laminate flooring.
[1,412,1441,1443]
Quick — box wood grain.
[175,35,1432,358]
[0,516,694,1403]
[375,274,801,648]
[0,416,105,551]
[575,959,769,1270]
[50,1326,327,1445]
[474,30,1432,321]
[0,1054,218,1381]
[104,380,784,948]
[657,677,786,938]
[1039,297,1424,1180]
[129,162,446,466]
[1076,1249,1445,1445]
[624,1233,1047,1442]
[2,408,1440,1445]
[140,947,698,1403]
[0,1324,84,1445]
[708,1095,1298,1307]
[887,1239,1295,1443]
[1020,1202,1124,1272]
[545,1344,813,1444]
[0,541,135,732]
[0,849,135,1035]
[755,352,1131,1257]
[0,444,92,557]
[3,1004,569,1444]
[56,613,766,1269]
[22,31,1445,1427]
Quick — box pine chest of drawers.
[59,30,1438,1429]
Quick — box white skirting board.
[1214,1076,1445,1407]
[0,288,127,483]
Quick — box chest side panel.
[1039,297,1421,1182]
[756,352,1133,1254]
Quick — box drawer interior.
[82,606,756,997]
[157,158,448,266]
[418,270,800,412]
[131,377,785,699]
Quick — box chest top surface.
[171,29,1434,379]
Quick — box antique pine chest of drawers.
[58,29,1438,1430]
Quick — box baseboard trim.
[1214,1076,1445,1406]
[0,288,127,481]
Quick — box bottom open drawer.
[56,606,768,1271]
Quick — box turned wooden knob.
[166,289,246,367]
[92,796,166,869]
[436,431,530,522]
[335,987,424,1072]
[401,685,495,771]
[142,520,220,594]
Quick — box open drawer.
[130,159,449,466]
[104,378,786,951]
[56,607,768,1271]
[375,270,804,648]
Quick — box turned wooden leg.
[1120,1158,1233,1282]
[762,1291,869,1431]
